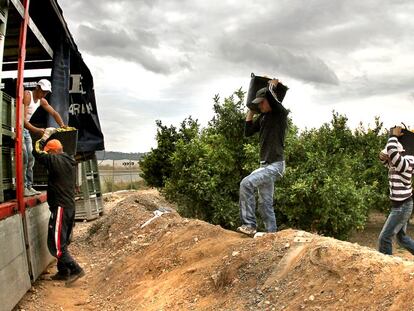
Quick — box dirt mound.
[80,191,414,311]
[16,190,414,311]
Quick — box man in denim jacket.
[237,80,288,236]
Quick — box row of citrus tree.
[140,89,389,239]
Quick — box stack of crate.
[0,91,15,202]
[75,154,104,220]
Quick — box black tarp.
[68,51,105,153]
[47,37,105,153]
[48,36,70,126]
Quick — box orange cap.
[44,139,63,153]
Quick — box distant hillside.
[96,151,146,161]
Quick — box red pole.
[16,0,30,215]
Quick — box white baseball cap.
[37,79,52,92]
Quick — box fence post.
[129,154,133,190]
[111,159,115,194]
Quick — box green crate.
[32,160,48,187]
[0,91,16,201]
[0,145,15,202]
[75,154,104,220]
[86,174,101,195]
[84,157,98,173]
[76,155,102,199]
[0,91,15,139]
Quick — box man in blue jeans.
[378,126,414,255]
[237,80,288,236]
[23,79,66,196]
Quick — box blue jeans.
[23,129,34,189]
[378,198,414,255]
[239,161,285,232]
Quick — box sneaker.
[50,272,69,281]
[65,268,85,286]
[29,187,41,195]
[236,225,257,237]
[253,232,267,239]
[24,188,34,197]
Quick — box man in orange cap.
[33,133,85,286]
[44,139,63,153]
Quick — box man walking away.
[378,126,414,255]
[33,131,85,285]
[237,79,288,236]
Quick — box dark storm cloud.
[327,75,414,101]
[76,24,178,74]
[62,0,194,74]
[61,0,414,88]
[217,39,339,85]
[57,0,414,151]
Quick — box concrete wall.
[25,203,54,281]
[0,215,31,311]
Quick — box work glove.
[41,127,57,142]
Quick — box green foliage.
[140,117,199,187]
[276,113,388,239]
[163,90,248,228]
[353,118,389,212]
[142,90,390,239]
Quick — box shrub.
[143,91,389,239]
[140,118,199,187]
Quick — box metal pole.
[111,159,114,194]
[129,154,132,190]
[16,0,30,215]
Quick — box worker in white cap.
[22,79,66,196]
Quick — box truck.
[0,1,105,310]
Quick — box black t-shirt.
[245,97,288,163]
[33,149,76,210]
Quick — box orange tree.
[141,92,389,239]
[276,113,388,239]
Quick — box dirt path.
[15,190,414,311]
[16,191,129,311]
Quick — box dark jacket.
[33,141,76,210]
[245,92,288,163]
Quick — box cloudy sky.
[59,0,414,152]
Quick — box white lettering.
[69,74,87,95]
[87,102,93,114]
[69,102,94,115]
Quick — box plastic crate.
[47,129,78,156]
[399,129,414,156]
[0,91,15,139]
[75,195,103,221]
[84,158,98,172]
[246,73,288,112]
[74,154,104,220]
[0,145,15,202]
[86,174,101,195]
[32,160,48,187]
